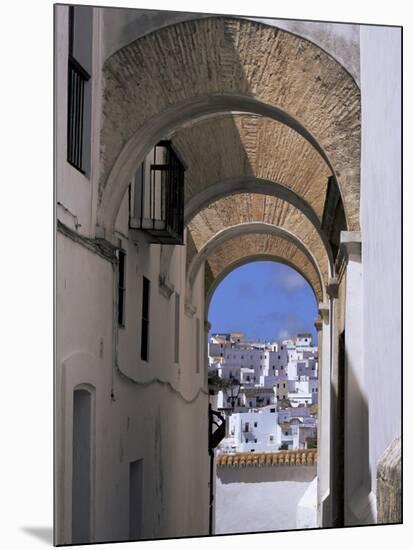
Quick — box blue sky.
[208,261,318,344]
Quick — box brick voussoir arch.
[202,233,323,306]
[204,252,322,314]
[99,17,360,237]
[155,179,333,293]
[187,222,326,306]
[173,114,332,220]
[184,178,335,271]
[187,193,330,287]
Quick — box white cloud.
[267,263,308,292]
[278,269,307,291]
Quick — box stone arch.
[98,17,360,236]
[173,114,333,221]
[201,232,324,306]
[185,177,322,230]
[186,185,334,276]
[187,222,325,305]
[205,254,320,315]
[159,177,334,291]
[186,192,331,287]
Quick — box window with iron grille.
[117,250,126,326]
[322,175,347,260]
[174,293,180,364]
[196,317,200,374]
[67,6,92,174]
[141,277,150,362]
[129,141,185,244]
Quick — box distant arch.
[187,222,325,305]
[184,178,334,271]
[205,255,319,315]
[200,232,324,305]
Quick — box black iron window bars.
[67,55,90,172]
[131,141,185,245]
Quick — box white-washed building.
[280,419,317,450]
[222,406,282,452]
[55,4,401,544]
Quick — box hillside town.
[208,332,318,454]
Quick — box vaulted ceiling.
[186,193,329,291]
[172,115,332,220]
[102,16,361,304]
[100,16,360,231]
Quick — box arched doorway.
[207,260,319,533]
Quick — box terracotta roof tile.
[216,449,318,467]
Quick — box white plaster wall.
[56,233,114,544]
[343,255,369,525]
[278,407,310,423]
[289,393,312,407]
[214,346,288,380]
[109,192,210,541]
[359,25,401,517]
[318,314,331,526]
[215,467,316,533]
[55,6,103,237]
[296,476,318,528]
[296,336,313,346]
[229,409,281,451]
[56,224,210,544]
[261,374,286,386]
[55,9,211,537]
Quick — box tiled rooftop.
[216,449,317,467]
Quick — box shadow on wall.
[217,465,316,484]
[101,17,262,228]
[161,27,257,287]
[337,346,375,527]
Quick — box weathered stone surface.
[187,193,329,288]
[204,233,323,301]
[102,11,361,85]
[172,115,331,219]
[100,17,360,230]
[376,437,402,524]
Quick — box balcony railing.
[130,141,185,245]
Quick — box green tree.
[306,436,317,449]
